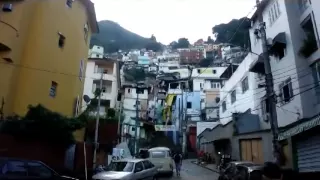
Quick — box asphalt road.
[159,159,219,180]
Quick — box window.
[79,59,84,81]
[312,62,320,101]
[300,14,319,56]
[2,3,13,12]
[187,102,192,108]
[95,54,99,58]
[107,161,134,172]
[241,77,249,93]
[0,160,27,176]
[213,69,217,74]
[142,160,154,169]
[134,162,144,172]
[136,88,144,94]
[84,22,89,42]
[222,101,226,112]
[66,0,74,8]
[298,0,310,13]
[268,0,281,26]
[150,151,166,158]
[58,33,65,48]
[197,69,201,73]
[128,88,131,93]
[27,162,52,178]
[231,90,236,104]
[50,81,58,97]
[279,78,293,103]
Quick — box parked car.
[218,161,262,180]
[0,157,78,180]
[92,158,158,180]
[147,147,174,177]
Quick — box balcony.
[92,72,116,81]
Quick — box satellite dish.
[83,95,91,104]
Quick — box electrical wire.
[0,61,116,81]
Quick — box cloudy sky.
[91,0,256,44]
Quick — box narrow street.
[159,160,219,180]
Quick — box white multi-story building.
[249,0,320,127]
[246,0,320,170]
[191,67,227,121]
[121,85,148,139]
[88,45,104,58]
[82,57,119,114]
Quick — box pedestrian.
[262,162,283,180]
[173,151,183,177]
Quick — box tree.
[145,34,162,52]
[123,67,156,83]
[207,36,214,44]
[212,17,251,48]
[0,105,87,147]
[199,58,213,67]
[171,38,190,49]
[150,34,156,41]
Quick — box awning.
[162,94,176,122]
[278,115,320,141]
[249,52,266,74]
[269,32,287,56]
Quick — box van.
[148,147,174,176]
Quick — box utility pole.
[134,85,139,155]
[182,81,188,156]
[117,94,123,144]
[256,0,280,164]
[93,72,103,169]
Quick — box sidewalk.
[191,160,219,173]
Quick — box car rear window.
[150,151,166,158]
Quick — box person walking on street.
[173,151,183,177]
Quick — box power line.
[0,61,117,81]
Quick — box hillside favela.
[1,0,320,180]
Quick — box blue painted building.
[168,92,201,145]
[138,56,150,65]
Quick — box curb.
[191,161,219,173]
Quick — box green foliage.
[199,57,213,67]
[212,17,251,48]
[170,38,190,49]
[0,105,87,147]
[207,36,215,44]
[123,67,155,82]
[90,20,154,53]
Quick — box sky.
[91,0,256,45]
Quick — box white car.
[147,147,174,176]
[92,158,158,180]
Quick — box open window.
[299,14,319,57]
[279,78,293,104]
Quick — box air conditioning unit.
[2,3,13,12]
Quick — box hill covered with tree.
[90,20,162,53]
[212,17,251,48]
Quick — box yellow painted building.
[0,0,98,140]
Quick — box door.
[133,162,145,180]
[296,134,320,172]
[240,139,263,164]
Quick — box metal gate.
[296,134,320,172]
